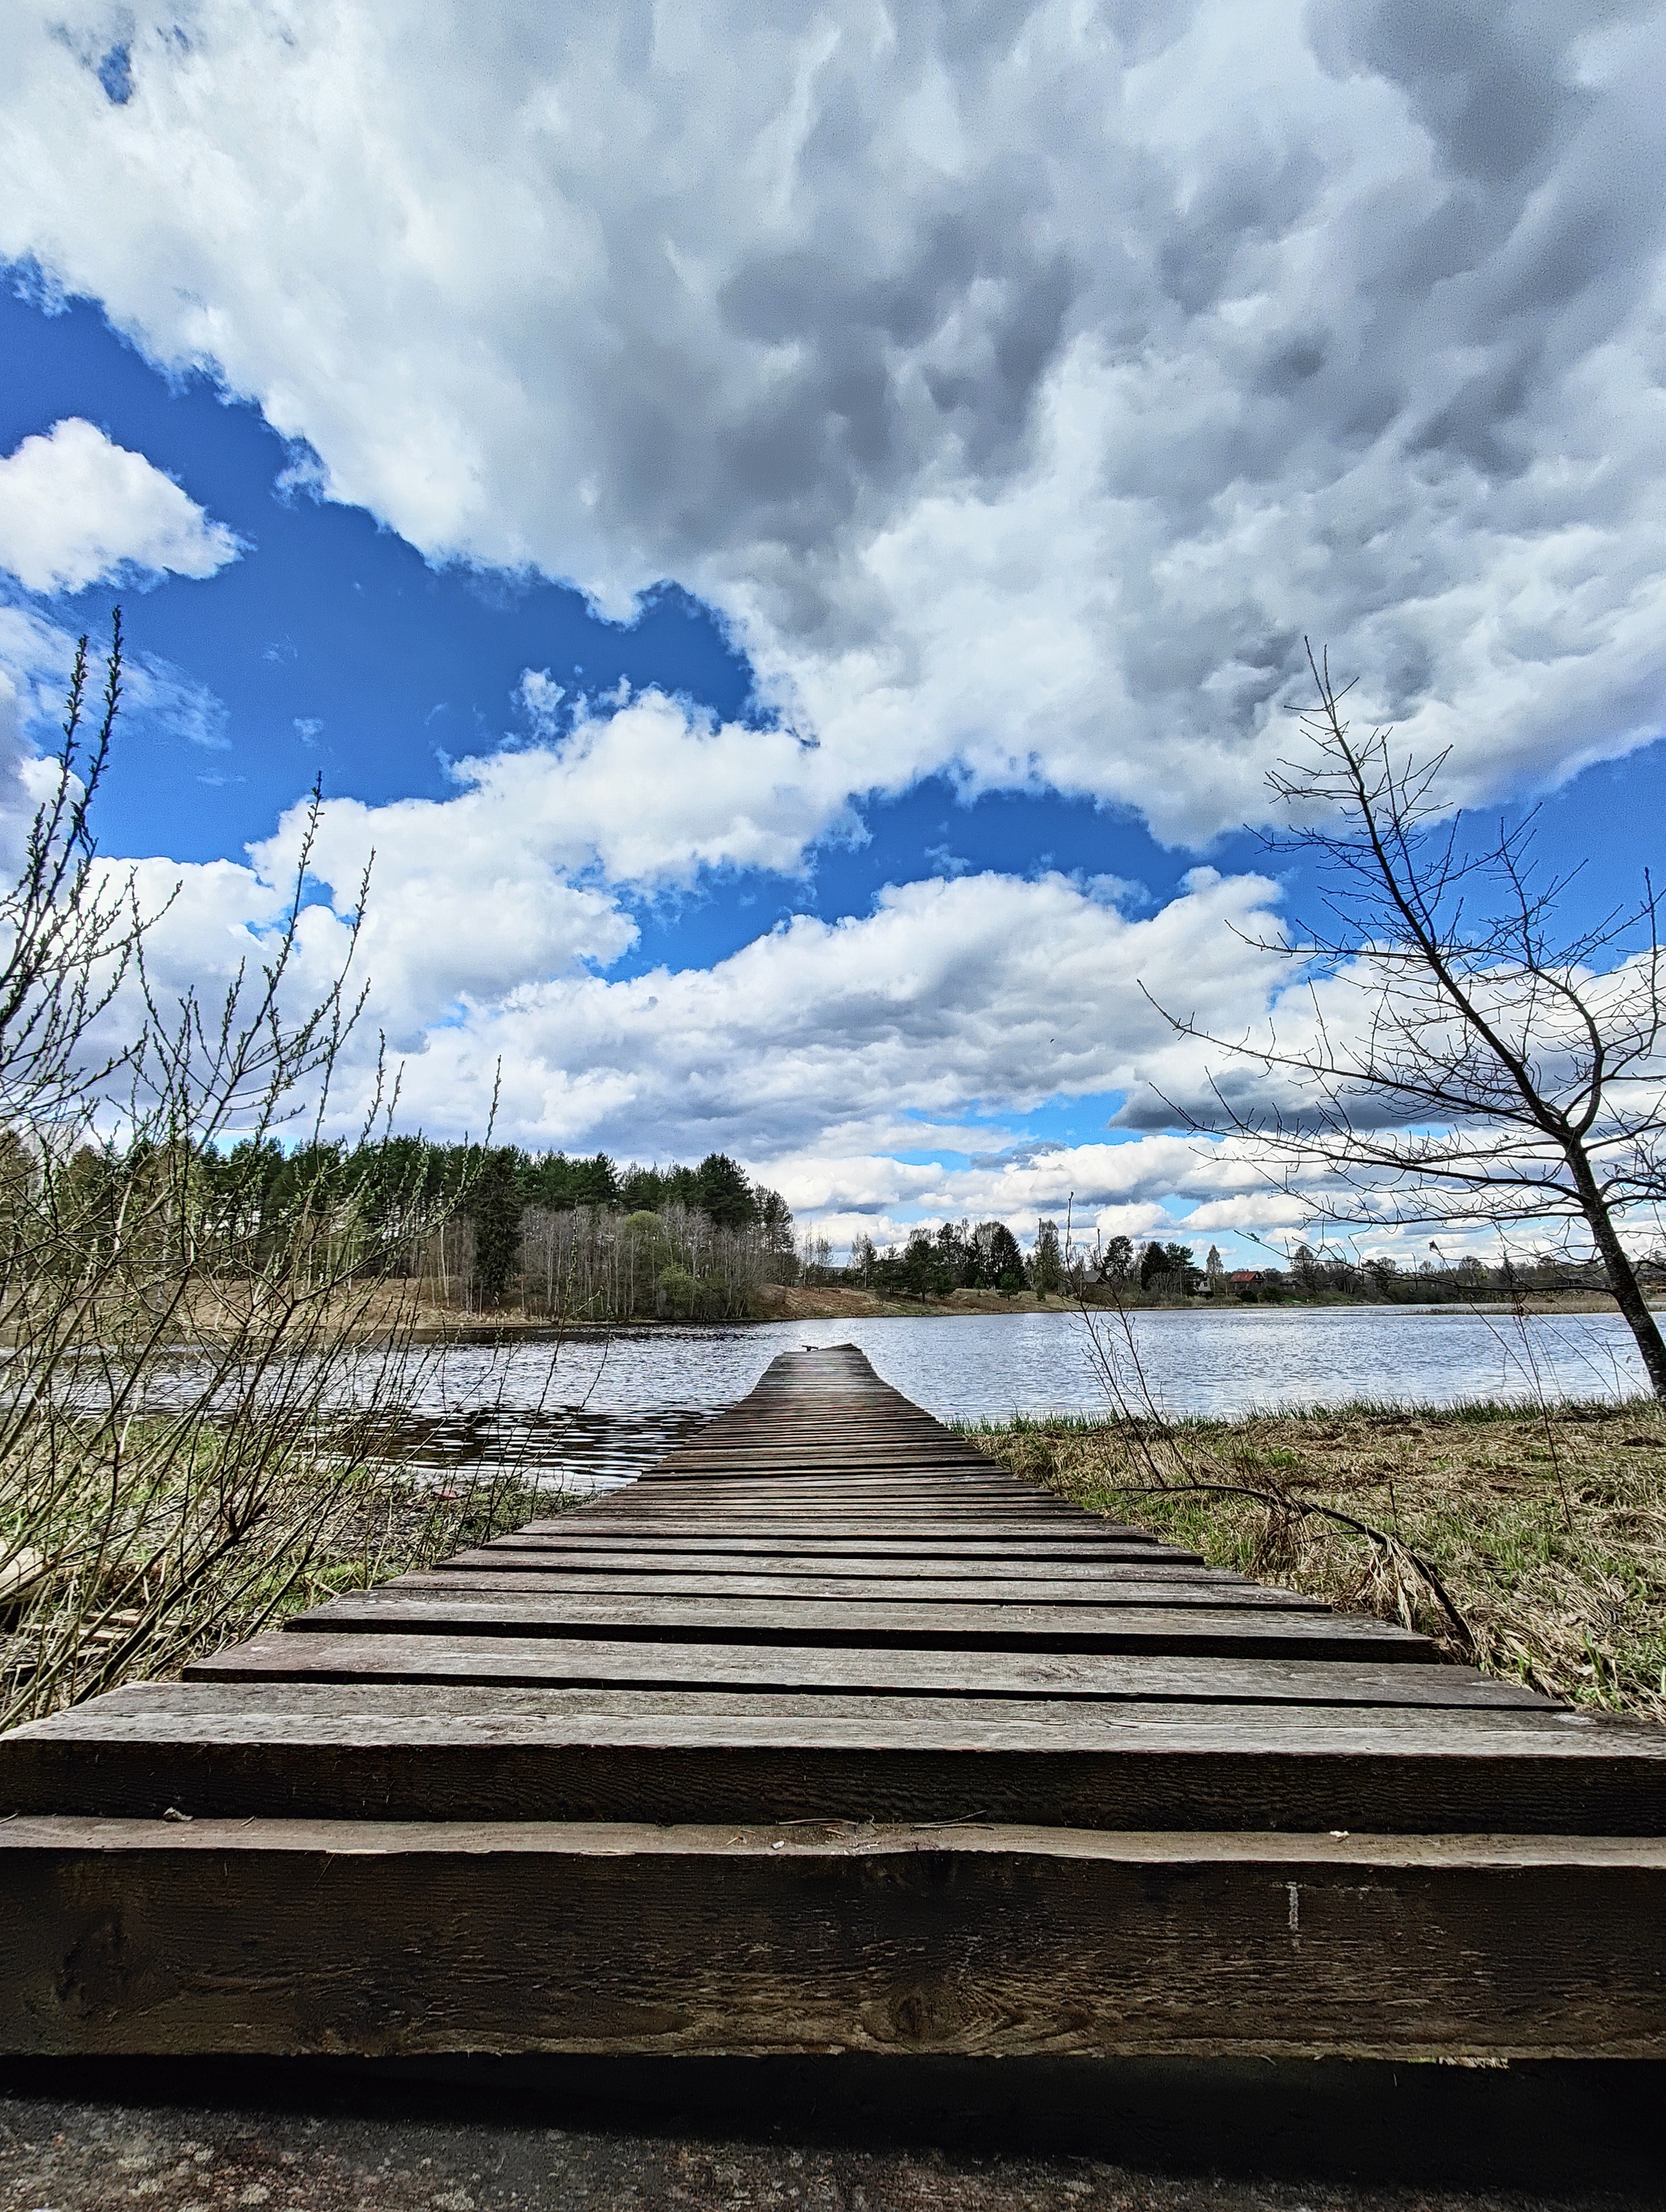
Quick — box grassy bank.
[968,1395,1666,1722]
[0,1431,554,1726]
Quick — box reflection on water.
[347,1304,1649,1491]
[382,1403,711,1493]
[129,1305,1650,1495]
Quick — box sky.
[0,0,1664,1265]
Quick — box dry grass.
[971,1395,1666,1722]
[0,1418,560,1726]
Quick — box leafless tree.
[1155,646,1666,1400]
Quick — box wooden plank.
[20,1679,1606,1748]
[436,1552,1239,1583]
[8,1683,1655,1838]
[556,1513,1162,1533]
[621,1451,1034,1468]
[486,1536,1202,1563]
[630,1464,1036,1477]
[289,1590,1433,1658]
[577,1506,1090,1520]
[521,1531,1174,1552]
[543,1515,1132,1534]
[3,1816,1663,2058]
[627,1487,1049,1500]
[389,1569,1314,1608]
[7,1708,1655,1836]
[445,1548,1212,1578]
[186,1633,1553,1709]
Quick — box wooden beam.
[4,1818,1662,2059]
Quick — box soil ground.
[2,2058,1661,2212]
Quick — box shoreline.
[155,1283,1665,1345]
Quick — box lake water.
[377,1304,1651,1493]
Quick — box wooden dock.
[2,1345,1664,2058]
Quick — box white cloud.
[259,687,852,908]
[757,1130,1304,1253]
[4,3,1666,847]
[9,0,1666,1265]
[515,668,565,738]
[0,418,239,594]
[222,851,1293,1159]
[85,753,1295,1173]
[68,755,1632,1261]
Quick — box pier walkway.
[2,1346,1664,2057]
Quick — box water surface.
[373,1304,1647,1491]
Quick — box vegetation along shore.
[972,1391,1666,1722]
[190,1133,1660,1331]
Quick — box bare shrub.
[0,619,539,1725]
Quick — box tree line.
[135,1137,797,1312]
[838,1222,1629,1307]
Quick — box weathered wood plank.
[186,1632,1552,1708]
[289,1589,1433,1657]
[546,1515,1132,1534]
[507,1531,1178,1555]
[7,1712,1654,1831]
[4,1817,1663,2058]
[19,1679,1610,1748]
[445,1548,1213,1578]
[8,1682,1655,1838]
[626,1491,1058,1504]
[389,1569,1317,1609]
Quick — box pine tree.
[981,1221,1025,1291]
[693,1152,755,1228]
[755,1187,794,1252]
[470,1148,523,1308]
[1029,1217,1065,1295]
[1097,1234,1134,1282]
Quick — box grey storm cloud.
[2,0,1666,845]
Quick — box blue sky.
[2,1,1664,1264]
[0,283,1224,971]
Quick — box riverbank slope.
[973,1396,1666,1722]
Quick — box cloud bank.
[6,1,1666,1258]
[112,804,1285,1151]
[1,1,1664,850]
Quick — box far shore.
[752,1282,1663,1323]
[114,1276,1666,1350]
[321,1278,1666,1341]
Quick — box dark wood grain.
[4,1817,1664,2059]
[6,1681,1655,1831]
[185,1633,1553,1708]
[390,1568,1302,1607]
[287,1589,1427,1657]
[443,1547,1213,1578]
